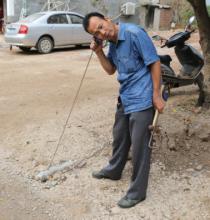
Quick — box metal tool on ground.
[36,51,94,182]
[48,50,94,168]
[36,36,110,182]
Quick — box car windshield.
[19,13,45,23]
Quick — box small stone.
[32,160,40,168]
[192,172,199,177]
[186,142,191,150]
[140,213,146,218]
[61,175,67,182]
[194,152,199,156]
[168,143,177,151]
[186,168,194,172]
[203,146,208,151]
[111,207,120,214]
[182,174,190,179]
[52,173,61,181]
[193,107,202,114]
[40,175,48,182]
[26,141,30,145]
[198,133,210,142]
[183,188,190,192]
[195,165,203,171]
[32,207,37,211]
[51,181,58,187]
[43,185,51,189]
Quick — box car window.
[69,15,83,24]
[47,14,68,24]
[19,13,45,22]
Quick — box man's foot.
[117,196,145,208]
[92,170,121,180]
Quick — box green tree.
[186,0,210,104]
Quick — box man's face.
[87,16,117,41]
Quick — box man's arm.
[90,40,116,75]
[150,60,165,113]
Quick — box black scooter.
[152,16,205,106]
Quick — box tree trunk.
[187,0,210,105]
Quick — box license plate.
[7,27,16,31]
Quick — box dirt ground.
[0,31,210,220]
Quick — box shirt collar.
[117,23,126,41]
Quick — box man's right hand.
[90,38,103,54]
[90,38,116,75]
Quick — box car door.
[66,14,91,44]
[47,13,69,46]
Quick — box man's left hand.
[153,94,165,113]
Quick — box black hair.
[83,12,105,33]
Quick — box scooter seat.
[159,55,172,66]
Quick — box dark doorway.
[0,0,3,32]
[145,5,155,29]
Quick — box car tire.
[37,36,53,54]
[19,46,31,52]
[75,44,83,48]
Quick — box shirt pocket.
[117,56,138,73]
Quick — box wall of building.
[3,0,174,30]
[159,7,172,29]
[4,0,141,24]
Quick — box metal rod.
[48,51,94,168]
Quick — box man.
[83,12,165,208]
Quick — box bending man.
[83,12,165,208]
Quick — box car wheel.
[75,44,83,48]
[19,46,31,52]
[37,37,53,54]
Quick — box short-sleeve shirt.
[107,23,159,114]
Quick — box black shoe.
[92,170,121,180]
[117,196,146,208]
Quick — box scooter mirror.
[189,16,195,25]
[185,16,196,31]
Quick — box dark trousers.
[102,103,154,200]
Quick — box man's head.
[83,12,118,42]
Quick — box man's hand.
[90,38,103,54]
[89,38,116,75]
[153,93,165,113]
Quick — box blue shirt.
[107,23,159,114]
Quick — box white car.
[4,11,92,54]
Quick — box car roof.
[40,11,85,17]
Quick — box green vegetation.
[207,6,210,15]
[181,7,194,23]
